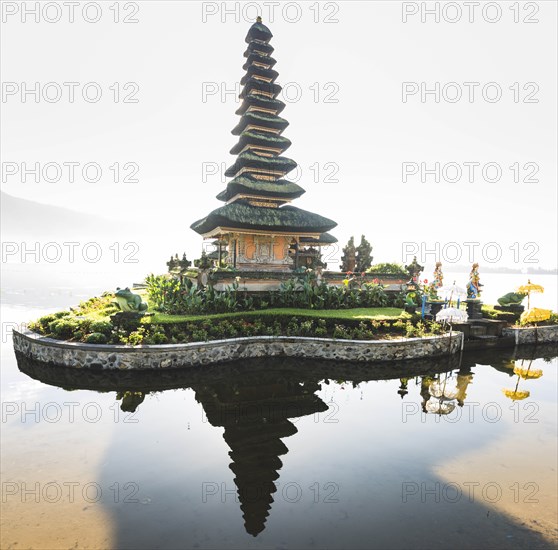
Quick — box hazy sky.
[2,0,557,272]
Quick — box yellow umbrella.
[520,307,551,325]
[516,280,544,309]
[513,365,543,379]
[502,388,530,401]
[503,368,529,401]
[503,360,542,400]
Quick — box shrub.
[144,331,168,345]
[90,320,113,336]
[428,322,444,335]
[77,295,118,316]
[191,329,209,342]
[332,324,351,339]
[86,332,108,344]
[352,321,373,340]
[405,321,425,338]
[145,273,244,315]
[122,328,146,346]
[367,263,408,276]
[362,283,389,307]
[48,318,80,339]
[482,305,519,323]
[30,314,57,334]
[299,320,314,336]
[53,311,71,319]
[286,318,301,336]
[405,320,444,338]
[389,290,407,308]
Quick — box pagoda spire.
[223,18,298,201]
[190,21,337,271]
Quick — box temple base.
[235,263,293,272]
[207,270,408,293]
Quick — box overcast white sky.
[1,0,557,272]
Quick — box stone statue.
[466,263,482,299]
[167,254,179,272]
[405,256,424,284]
[168,252,191,273]
[179,253,191,269]
[432,262,443,295]
[197,268,210,289]
[340,236,356,272]
[397,378,409,399]
[497,292,526,307]
[114,287,148,313]
[315,265,323,286]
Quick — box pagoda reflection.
[191,373,328,536]
[16,343,555,537]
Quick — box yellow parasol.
[503,360,541,400]
[520,307,552,325]
[513,365,543,379]
[502,388,530,401]
[516,280,544,309]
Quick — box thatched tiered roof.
[191,202,336,235]
[190,19,337,242]
[216,175,304,202]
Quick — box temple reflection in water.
[15,342,557,537]
[192,374,328,536]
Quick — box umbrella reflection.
[421,372,459,415]
[425,399,456,415]
[502,359,542,401]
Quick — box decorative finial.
[256,16,262,23]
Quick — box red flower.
[373,278,379,284]
[423,279,428,284]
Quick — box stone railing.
[12,329,463,370]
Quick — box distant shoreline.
[442,267,557,275]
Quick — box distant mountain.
[1,191,137,239]
[0,192,185,285]
[443,263,557,275]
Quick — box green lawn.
[146,307,409,324]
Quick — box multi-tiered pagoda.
[191,18,337,272]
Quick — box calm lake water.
[1,279,557,550]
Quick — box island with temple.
[11,19,557,370]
